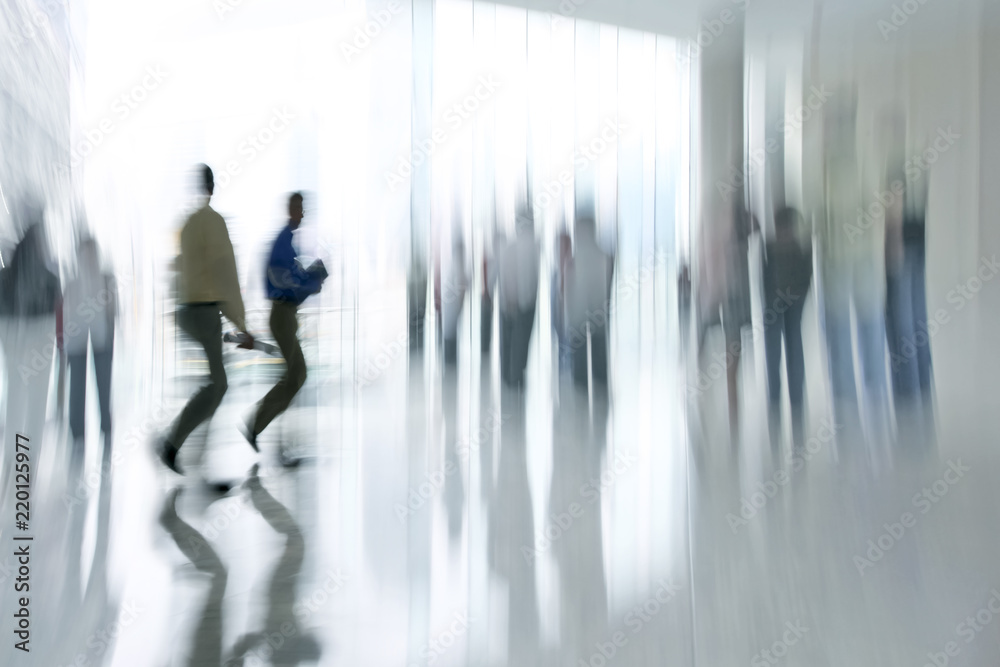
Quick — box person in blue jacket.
[243,192,325,450]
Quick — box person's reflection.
[227,465,320,667]
[159,487,228,666]
[551,381,609,663]
[441,360,466,542]
[489,396,540,665]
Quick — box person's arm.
[209,213,248,334]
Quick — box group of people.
[688,99,934,464]
[156,164,327,474]
[430,205,616,396]
[0,203,116,503]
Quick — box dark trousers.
[69,345,114,440]
[764,294,806,444]
[252,301,307,437]
[886,240,932,399]
[167,304,227,452]
[764,297,806,408]
[69,344,113,474]
[500,303,536,387]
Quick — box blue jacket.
[265,223,322,305]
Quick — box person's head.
[288,192,304,229]
[197,164,215,198]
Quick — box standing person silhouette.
[157,164,254,475]
[64,235,117,477]
[243,192,325,452]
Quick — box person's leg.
[589,322,608,387]
[764,307,784,407]
[910,241,933,397]
[856,301,891,450]
[784,299,806,445]
[885,265,918,401]
[93,344,114,465]
[166,306,227,454]
[506,305,534,387]
[499,311,513,385]
[68,350,88,476]
[722,305,743,443]
[68,351,87,442]
[252,302,306,438]
[821,265,857,416]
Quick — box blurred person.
[0,213,60,665]
[884,150,934,445]
[228,464,321,665]
[564,216,615,389]
[813,90,891,460]
[552,227,573,376]
[243,192,325,452]
[0,217,61,501]
[63,235,116,478]
[156,164,255,475]
[763,206,813,450]
[497,208,540,388]
[481,227,503,354]
[436,233,469,366]
[694,199,757,443]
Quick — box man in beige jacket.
[158,164,254,474]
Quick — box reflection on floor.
[7,297,999,667]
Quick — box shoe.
[155,438,184,475]
[278,447,302,469]
[240,421,259,453]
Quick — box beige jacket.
[177,204,247,332]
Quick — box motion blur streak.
[0,0,997,664]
